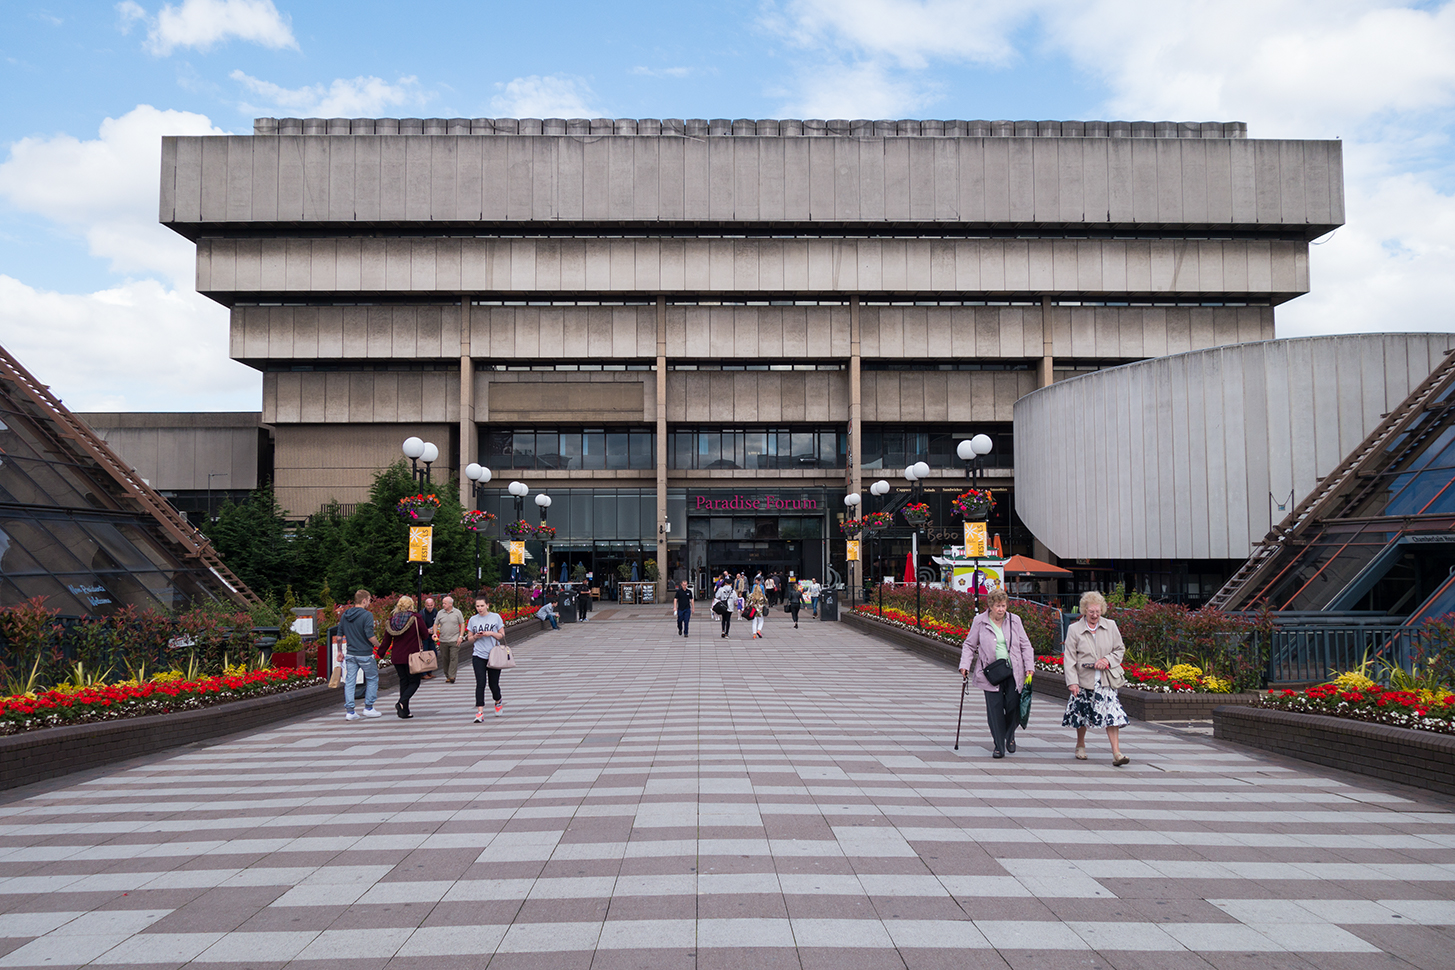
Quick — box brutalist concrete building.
[157,116,1343,595]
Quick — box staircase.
[1207,347,1455,611]
[0,346,260,607]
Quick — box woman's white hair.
[1079,590,1107,612]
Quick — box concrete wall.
[80,412,260,491]
[199,236,1311,301]
[262,371,459,424]
[235,304,1271,364]
[1013,333,1455,561]
[272,423,451,513]
[163,135,1343,234]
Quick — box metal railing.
[1256,622,1443,684]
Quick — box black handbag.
[712,600,728,616]
[982,657,1015,686]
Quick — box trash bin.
[558,589,577,623]
[818,589,839,621]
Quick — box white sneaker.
[345,711,359,721]
[360,708,382,718]
[494,702,503,716]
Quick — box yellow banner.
[963,521,987,557]
[408,526,433,563]
[508,541,525,565]
[846,539,860,562]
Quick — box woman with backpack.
[713,579,736,638]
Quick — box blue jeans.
[677,607,691,635]
[343,654,378,712]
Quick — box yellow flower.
[1330,671,1375,691]
[1167,664,1203,683]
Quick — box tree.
[203,486,292,600]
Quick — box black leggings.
[984,686,1020,753]
[720,609,731,634]
[394,664,422,712]
[473,655,502,707]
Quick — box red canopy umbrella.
[904,551,916,584]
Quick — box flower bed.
[1259,682,1455,735]
[1034,655,1235,693]
[854,604,967,646]
[0,667,322,736]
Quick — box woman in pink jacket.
[958,589,1035,758]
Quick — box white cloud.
[123,0,298,56]
[230,71,428,117]
[0,105,224,286]
[0,276,258,411]
[489,75,603,118]
[630,66,695,79]
[764,0,1455,337]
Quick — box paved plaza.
[0,608,1452,969]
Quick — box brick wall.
[1214,707,1455,798]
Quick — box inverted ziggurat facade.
[160,117,1343,594]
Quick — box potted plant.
[902,501,931,526]
[397,493,440,523]
[952,488,996,521]
[840,518,866,537]
[864,510,894,531]
[462,510,497,533]
[504,519,535,540]
[534,524,557,540]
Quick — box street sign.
[846,539,860,561]
[408,526,433,563]
[963,521,987,557]
[508,541,525,565]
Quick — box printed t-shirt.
[468,612,505,660]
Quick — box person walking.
[418,596,439,679]
[466,595,507,721]
[336,589,383,720]
[785,577,802,628]
[674,580,693,637]
[808,577,821,617]
[734,571,747,597]
[576,583,591,622]
[1062,590,1131,766]
[714,580,735,638]
[380,595,431,719]
[747,581,769,639]
[432,595,467,684]
[958,589,1035,758]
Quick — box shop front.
[684,488,836,593]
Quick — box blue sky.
[2,0,1454,411]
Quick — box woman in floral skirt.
[1062,590,1131,766]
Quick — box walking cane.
[954,672,968,750]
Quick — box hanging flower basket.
[901,502,931,526]
[397,494,440,523]
[864,511,894,531]
[461,510,497,533]
[952,488,996,521]
[840,518,866,538]
[503,519,535,540]
[534,524,557,541]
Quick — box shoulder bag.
[408,649,438,674]
[970,620,1015,686]
[487,643,516,669]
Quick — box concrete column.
[1038,295,1054,388]
[848,295,863,592]
[655,296,668,603]
[460,296,475,507]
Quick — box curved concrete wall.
[1014,333,1455,561]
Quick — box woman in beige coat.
[1061,590,1130,766]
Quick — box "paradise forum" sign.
[693,493,820,512]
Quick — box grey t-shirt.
[468,611,505,659]
[435,608,466,643]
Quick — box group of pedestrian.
[957,589,1130,766]
[334,589,513,724]
[698,570,816,638]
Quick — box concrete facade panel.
[1015,334,1454,560]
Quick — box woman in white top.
[713,581,736,638]
[1061,590,1130,766]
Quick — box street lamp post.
[843,492,861,611]
[956,435,994,612]
[534,492,553,592]
[906,460,929,628]
[465,463,494,596]
[402,437,440,603]
[870,479,889,615]
[508,481,529,615]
